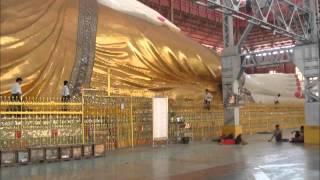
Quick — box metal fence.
[168,99,224,141]
[0,97,82,151]
[82,92,152,149]
[168,99,304,140]
[0,95,153,151]
[0,95,305,151]
[240,104,305,134]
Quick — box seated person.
[268,124,288,142]
[290,126,304,143]
[235,134,248,145]
[218,133,235,144]
[217,133,248,145]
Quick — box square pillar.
[294,44,320,144]
[221,53,242,137]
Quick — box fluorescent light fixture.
[262,53,267,56]
[260,25,272,30]
[280,50,284,54]
[195,1,207,6]
[273,30,277,35]
[245,55,250,59]
[289,49,293,53]
[215,8,224,13]
[208,0,221,5]
[248,19,260,25]
[272,51,279,55]
[282,33,293,38]
[202,43,214,48]
[232,14,245,20]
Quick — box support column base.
[222,125,242,137]
[304,125,320,145]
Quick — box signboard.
[152,97,168,141]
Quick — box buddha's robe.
[0,0,222,99]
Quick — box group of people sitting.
[268,124,304,143]
[217,124,304,145]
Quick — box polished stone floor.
[1,134,319,180]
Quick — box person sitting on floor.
[217,133,247,145]
[290,126,304,143]
[268,124,288,142]
[235,134,248,145]
[217,133,235,144]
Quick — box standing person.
[274,94,281,104]
[61,80,71,111]
[204,89,213,110]
[11,77,23,101]
[61,80,71,102]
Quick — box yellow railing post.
[93,111,96,144]
[201,110,204,140]
[249,111,252,135]
[130,95,134,148]
[20,96,23,149]
[116,98,119,148]
[82,91,85,145]
[108,68,111,96]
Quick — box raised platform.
[0,144,106,167]
[1,134,319,180]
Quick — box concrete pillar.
[221,0,243,137]
[221,53,242,137]
[294,43,320,144]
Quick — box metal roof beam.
[194,0,313,42]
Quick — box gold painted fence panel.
[0,96,304,151]
[0,94,153,151]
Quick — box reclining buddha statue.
[0,0,221,99]
[0,0,305,104]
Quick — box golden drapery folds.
[0,0,78,96]
[1,0,222,99]
[91,6,221,99]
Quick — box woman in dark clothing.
[290,126,304,143]
[235,134,248,145]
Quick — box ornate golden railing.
[82,94,152,149]
[0,95,305,151]
[0,97,83,151]
[169,100,224,141]
[240,104,305,134]
[169,99,304,140]
[0,95,153,151]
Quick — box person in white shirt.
[274,93,281,104]
[61,80,71,102]
[204,89,213,110]
[11,77,23,101]
[61,80,71,111]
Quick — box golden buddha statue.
[0,0,221,99]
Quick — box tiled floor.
[1,134,319,180]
